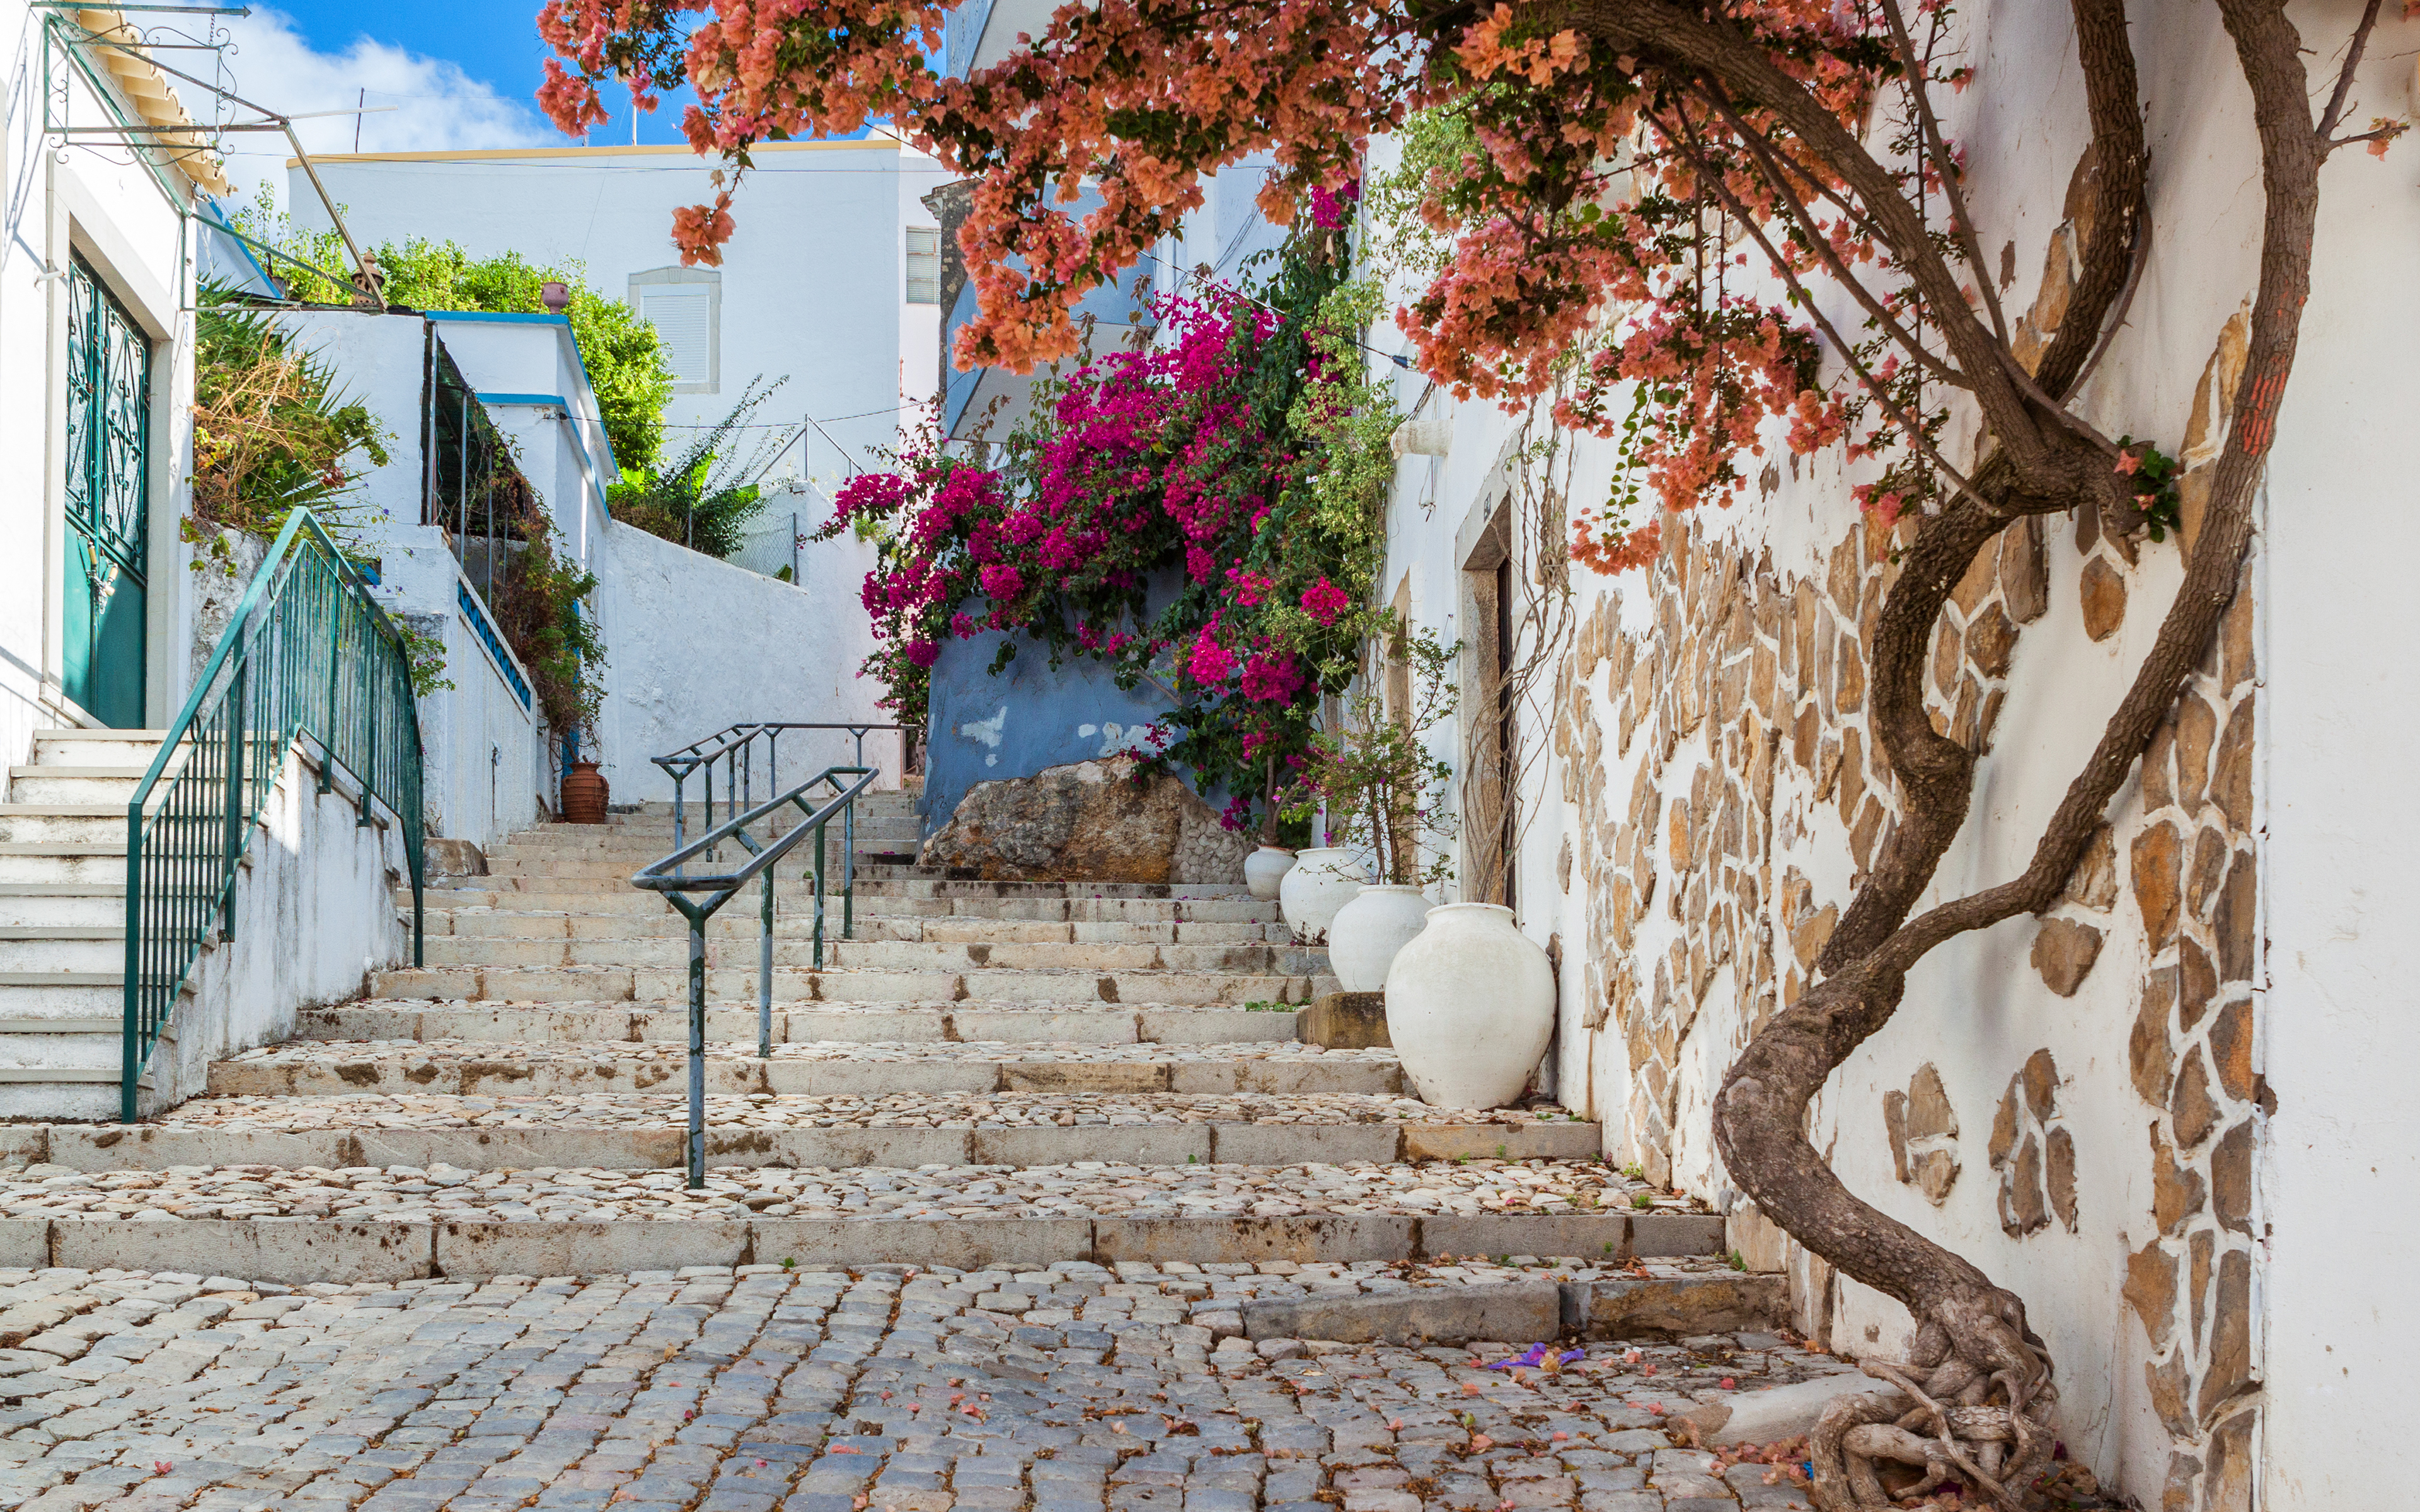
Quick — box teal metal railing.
[631,765,877,1188]
[123,510,426,1121]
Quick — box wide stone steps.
[408,935,1311,974]
[367,963,1322,1005]
[301,1002,1307,1045]
[420,909,1289,945]
[204,1039,1406,1097]
[8,1093,1600,1172]
[48,811,1715,1285]
[0,1208,1721,1286]
[0,732,172,1120]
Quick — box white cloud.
[175,4,556,210]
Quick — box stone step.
[299,1002,1308,1045]
[0,1162,1719,1281]
[25,1096,1601,1172]
[0,806,124,845]
[412,886,1279,922]
[0,886,121,930]
[498,820,923,850]
[0,844,127,886]
[205,1039,1404,1097]
[368,964,1318,1005]
[420,910,1286,946]
[28,730,171,766]
[0,1210,1722,1284]
[0,927,122,973]
[3,768,150,805]
[408,934,1311,974]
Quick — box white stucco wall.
[144,738,410,1110]
[593,515,901,805]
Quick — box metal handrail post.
[680,895,707,1189]
[219,653,247,939]
[812,819,828,971]
[757,867,775,1060]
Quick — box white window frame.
[906,226,942,305]
[628,266,722,394]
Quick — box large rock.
[921,755,1248,884]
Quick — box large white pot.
[1244,845,1298,902]
[1328,885,1434,993]
[1386,903,1555,1109]
[1279,847,1368,944]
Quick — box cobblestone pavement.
[144,1096,1586,1134]
[0,1159,1673,1223]
[0,1261,1835,1512]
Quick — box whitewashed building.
[1352,15,2420,1512]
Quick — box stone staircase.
[0,728,177,1120]
[0,781,1736,1286]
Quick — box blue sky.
[255,0,698,147]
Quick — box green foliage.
[226,186,675,472]
[185,297,393,566]
[396,619,456,699]
[1283,626,1461,888]
[1366,104,1483,280]
[606,378,790,559]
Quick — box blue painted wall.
[922,628,1187,835]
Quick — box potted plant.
[1284,627,1458,985]
[1243,755,1299,901]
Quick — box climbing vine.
[821,222,1397,823]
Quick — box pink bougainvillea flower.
[1300,577,1351,626]
[978,563,1023,601]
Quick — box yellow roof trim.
[285,137,907,169]
[72,8,230,196]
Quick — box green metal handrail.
[631,765,877,1188]
[123,509,426,1121]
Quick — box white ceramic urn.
[1385,903,1555,1108]
[1278,847,1368,944]
[1244,845,1298,902]
[1327,884,1434,993]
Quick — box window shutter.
[906,227,941,305]
[640,287,713,383]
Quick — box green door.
[60,255,151,728]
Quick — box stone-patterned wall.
[1550,491,2260,1509]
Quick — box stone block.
[768,1062,996,1095]
[749,1217,1092,1269]
[357,1128,684,1172]
[1091,1215,1416,1264]
[1000,1062,1168,1094]
[1299,994,1389,1049]
[1400,1124,1600,1162]
[1136,1009,1295,1045]
[1560,1274,1785,1336]
[1630,1211,1727,1257]
[1242,1280,1559,1344]
[971,1125,1206,1167]
[46,1126,340,1171]
[52,1219,434,1283]
[434,1222,749,1279]
[0,1220,43,1269]
[734,1126,970,1169]
[1424,1214,1637,1263]
[954,1009,1136,1044]
[1210,1123,1400,1166]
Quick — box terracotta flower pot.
[562,760,609,825]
